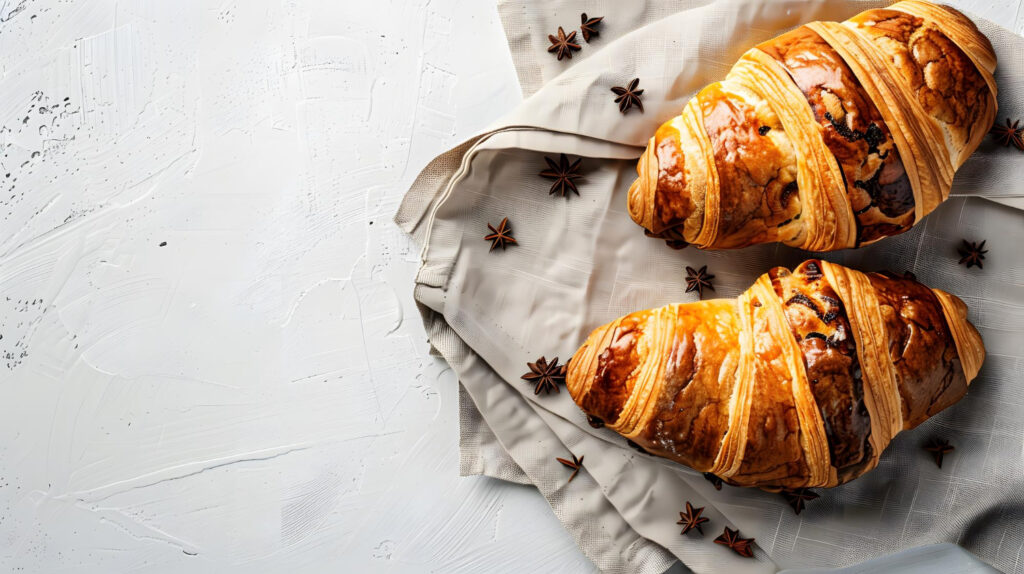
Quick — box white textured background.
[0,1,1020,572]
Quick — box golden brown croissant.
[629,1,997,251]
[566,260,985,489]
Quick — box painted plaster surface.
[0,1,1019,572]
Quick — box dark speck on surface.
[159,241,167,247]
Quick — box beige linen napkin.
[396,1,1024,572]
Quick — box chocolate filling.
[772,261,874,478]
[759,27,915,245]
[853,167,917,218]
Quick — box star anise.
[547,26,581,61]
[580,13,604,43]
[556,452,584,483]
[484,217,517,251]
[611,78,644,114]
[957,239,987,269]
[521,356,565,395]
[924,438,955,468]
[782,488,819,515]
[540,154,583,198]
[677,502,710,535]
[991,118,1024,150]
[685,265,715,298]
[714,526,755,558]
[703,472,723,490]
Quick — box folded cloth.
[395,1,1024,572]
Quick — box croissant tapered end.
[888,0,999,170]
[893,1,997,78]
[567,313,652,433]
[566,319,616,424]
[565,319,610,409]
[627,137,658,232]
[933,289,986,383]
[566,340,593,402]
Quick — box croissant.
[566,260,984,489]
[628,1,997,251]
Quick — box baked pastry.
[566,260,984,489]
[628,1,997,251]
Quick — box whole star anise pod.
[484,217,517,251]
[782,488,819,515]
[540,154,583,197]
[685,265,715,298]
[521,356,565,395]
[991,118,1024,150]
[957,239,987,269]
[677,502,710,535]
[611,78,644,114]
[924,438,955,468]
[703,472,723,490]
[580,13,604,43]
[714,526,755,558]
[556,452,584,483]
[547,26,581,61]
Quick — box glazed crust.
[867,272,968,428]
[759,27,915,245]
[695,83,801,249]
[845,6,995,170]
[627,0,996,251]
[566,261,984,489]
